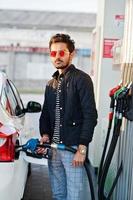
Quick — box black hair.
[49,33,75,53]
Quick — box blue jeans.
[48,148,87,200]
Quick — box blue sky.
[0,0,98,13]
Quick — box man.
[39,33,97,200]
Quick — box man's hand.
[72,145,87,167]
[40,134,50,144]
[37,134,50,154]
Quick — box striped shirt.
[52,78,62,143]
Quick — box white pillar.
[89,0,126,167]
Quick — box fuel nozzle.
[15,138,52,159]
[109,84,122,97]
[114,82,132,100]
[113,82,132,120]
[22,138,39,153]
[108,84,122,121]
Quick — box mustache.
[55,59,63,63]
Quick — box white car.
[0,71,42,200]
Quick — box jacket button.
[73,122,76,125]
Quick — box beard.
[56,65,68,69]
[54,59,70,69]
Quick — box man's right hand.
[37,134,50,154]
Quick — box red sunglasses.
[50,50,69,57]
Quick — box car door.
[0,74,45,200]
[1,77,47,162]
[0,77,29,200]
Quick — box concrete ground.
[23,163,98,200]
[23,164,52,200]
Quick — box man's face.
[50,42,74,70]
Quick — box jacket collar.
[52,64,75,80]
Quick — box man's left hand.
[72,145,87,167]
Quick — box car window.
[8,80,24,111]
[1,88,13,115]
[0,79,24,117]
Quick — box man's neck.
[58,65,70,75]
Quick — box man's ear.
[70,50,75,59]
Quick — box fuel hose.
[39,143,95,200]
[98,83,131,200]
[98,84,121,186]
[16,141,95,200]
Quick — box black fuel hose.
[98,119,112,185]
[37,144,95,200]
[106,161,123,200]
[98,97,115,185]
[98,96,123,199]
[98,97,128,199]
[17,140,95,200]
[98,119,122,200]
[98,84,122,186]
